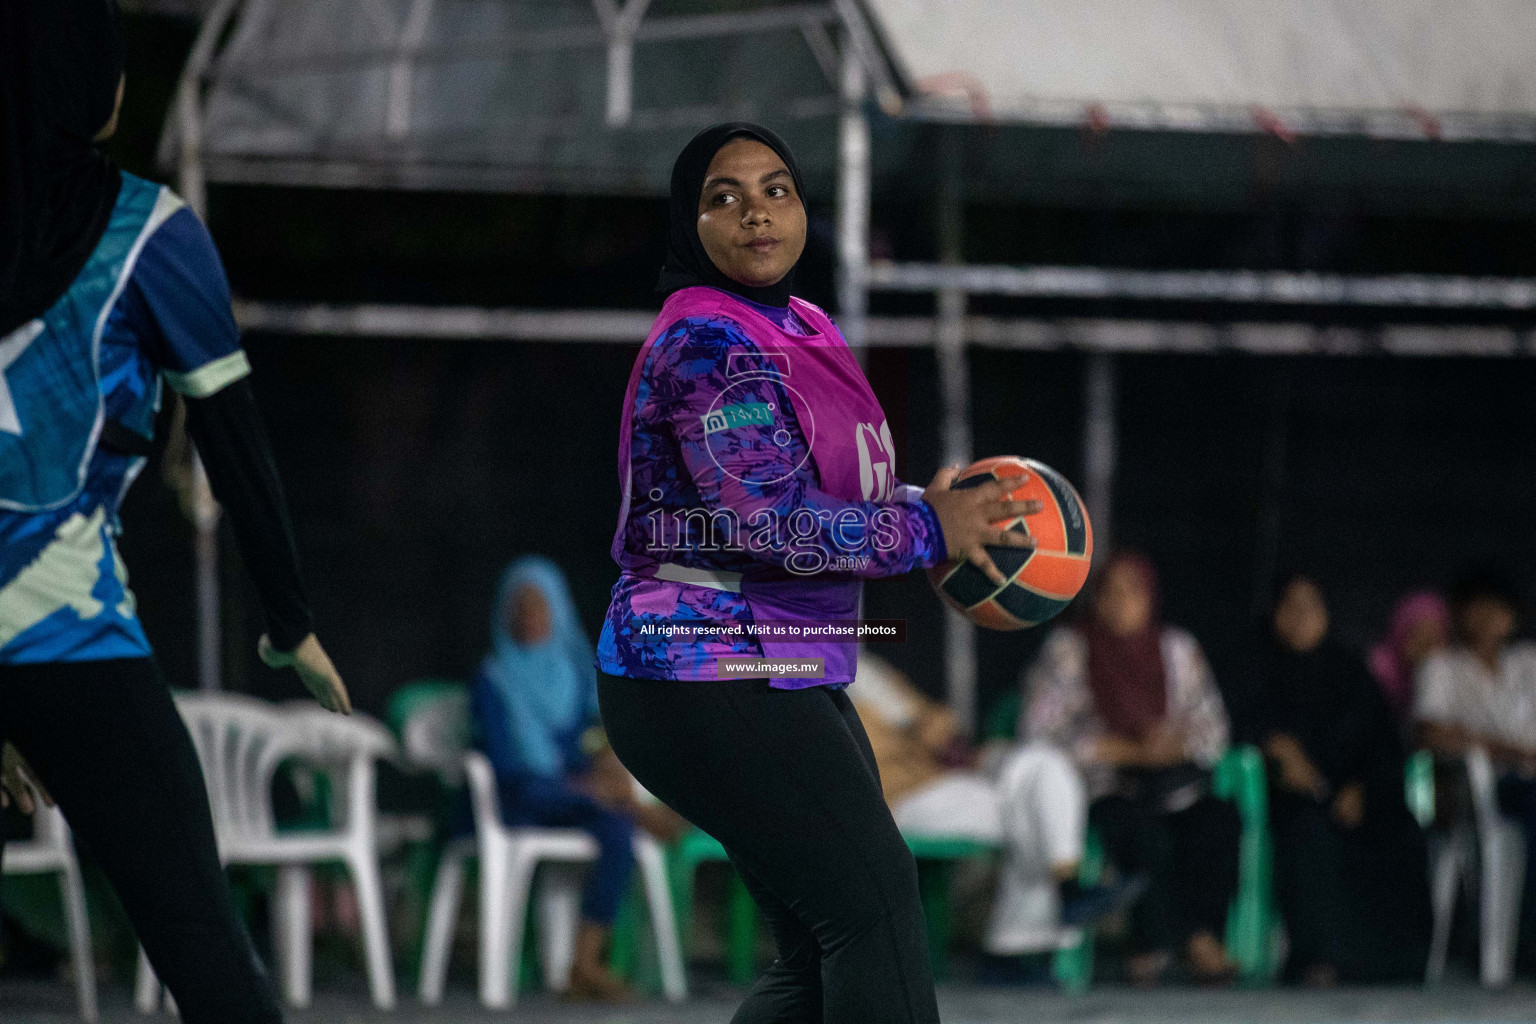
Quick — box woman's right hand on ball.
[922,465,1041,587]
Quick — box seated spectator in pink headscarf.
[1368,591,1449,723]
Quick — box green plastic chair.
[981,689,1026,745]
[1405,748,1436,828]
[386,679,472,767]
[665,828,759,984]
[609,828,746,995]
[906,835,1000,981]
[1050,830,1106,991]
[1213,744,1277,982]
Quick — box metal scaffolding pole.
[232,301,1536,356]
[867,261,1536,310]
[934,127,977,736]
[1249,368,1292,619]
[178,0,241,692]
[1082,353,1118,552]
[592,0,653,127]
[835,26,870,355]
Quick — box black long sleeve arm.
[181,377,314,652]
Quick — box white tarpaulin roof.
[167,0,1536,201]
[867,0,1536,140]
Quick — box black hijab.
[0,0,126,338]
[1247,573,1401,791]
[656,122,806,308]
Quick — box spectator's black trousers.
[1089,791,1242,956]
[597,672,940,1024]
[0,657,284,1023]
[1270,789,1430,982]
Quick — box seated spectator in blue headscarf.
[472,555,668,1002]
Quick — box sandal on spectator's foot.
[1186,931,1239,986]
[561,964,636,1004]
[1127,950,1173,988]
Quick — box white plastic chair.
[1426,746,1528,987]
[417,750,686,1006]
[135,694,399,1011]
[3,784,96,1022]
[396,686,471,787]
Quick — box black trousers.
[597,672,939,1024]
[0,657,283,1023]
[1270,790,1430,982]
[1089,792,1242,955]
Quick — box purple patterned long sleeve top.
[596,294,946,683]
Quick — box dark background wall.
[120,338,1536,725]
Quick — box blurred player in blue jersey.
[0,3,347,1020]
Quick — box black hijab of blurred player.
[0,0,126,337]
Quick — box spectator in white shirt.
[1416,571,1536,770]
[1414,569,1536,961]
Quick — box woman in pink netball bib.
[595,123,1037,1021]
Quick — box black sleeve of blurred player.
[182,377,315,652]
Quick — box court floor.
[5,981,1536,1024]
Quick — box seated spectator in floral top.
[1025,551,1240,986]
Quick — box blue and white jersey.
[0,172,251,664]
